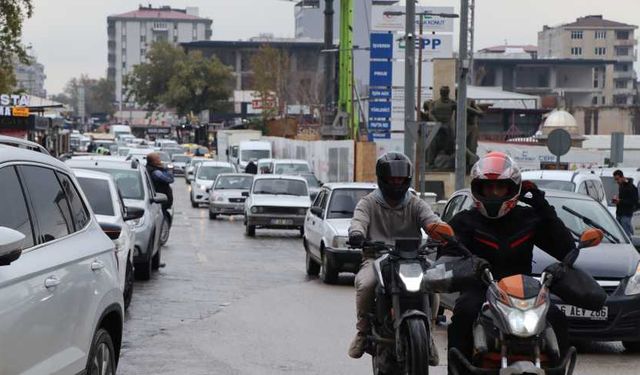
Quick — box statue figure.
[466,99,483,168]
[424,86,457,170]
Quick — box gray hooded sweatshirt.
[349,189,440,258]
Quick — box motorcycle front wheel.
[402,318,429,375]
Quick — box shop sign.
[0,94,30,117]
[11,107,29,117]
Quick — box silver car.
[0,143,123,374]
[208,173,254,219]
[190,161,236,207]
[66,156,167,280]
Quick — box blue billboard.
[370,33,394,60]
[369,87,392,99]
[369,61,393,87]
[368,100,392,119]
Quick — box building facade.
[14,58,46,98]
[107,5,213,106]
[538,15,638,105]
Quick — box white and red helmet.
[470,151,522,219]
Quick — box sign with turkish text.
[371,6,455,33]
[369,87,392,99]
[369,61,393,87]
[368,120,391,131]
[0,94,31,117]
[368,131,392,141]
[11,107,29,117]
[368,101,392,118]
[370,33,394,60]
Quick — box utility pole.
[404,0,416,158]
[415,13,424,191]
[323,0,334,124]
[455,0,469,190]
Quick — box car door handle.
[91,261,105,271]
[44,276,60,289]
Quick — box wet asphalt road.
[117,181,640,375]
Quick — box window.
[196,166,235,181]
[570,47,582,56]
[0,167,34,247]
[253,179,308,196]
[76,177,115,216]
[595,31,607,39]
[571,31,583,39]
[214,175,253,190]
[616,47,630,56]
[595,47,606,56]
[327,189,374,219]
[615,63,630,72]
[274,163,310,174]
[578,182,588,195]
[312,190,326,209]
[616,80,628,89]
[140,35,146,43]
[592,96,598,105]
[601,96,606,105]
[614,95,629,105]
[19,166,72,243]
[616,30,630,40]
[57,173,90,229]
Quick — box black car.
[439,189,640,351]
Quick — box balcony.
[612,87,636,95]
[613,70,636,79]
[616,38,638,47]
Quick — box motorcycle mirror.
[578,228,604,249]
[426,222,455,243]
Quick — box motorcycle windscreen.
[424,256,478,293]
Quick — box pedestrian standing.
[147,152,175,228]
[612,170,638,236]
[245,159,258,175]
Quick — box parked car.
[0,144,123,374]
[594,167,640,233]
[74,169,144,310]
[171,154,192,176]
[244,175,311,237]
[0,134,49,154]
[208,173,254,219]
[272,159,312,174]
[185,156,208,184]
[521,169,607,206]
[190,161,236,207]
[439,188,640,351]
[66,156,167,280]
[304,183,376,283]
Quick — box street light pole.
[404,0,416,159]
[323,0,335,125]
[455,0,469,190]
[415,14,424,191]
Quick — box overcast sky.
[21,0,640,95]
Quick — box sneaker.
[348,333,367,359]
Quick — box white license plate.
[271,219,293,225]
[557,304,608,321]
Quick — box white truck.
[109,124,133,140]
[237,140,272,171]
[216,129,262,163]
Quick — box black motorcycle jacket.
[446,201,574,281]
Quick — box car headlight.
[625,262,640,295]
[167,163,174,169]
[495,301,547,337]
[332,236,349,249]
[216,195,225,202]
[198,184,208,191]
[251,206,259,214]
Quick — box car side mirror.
[242,191,250,197]
[124,206,145,221]
[152,193,169,205]
[310,207,323,217]
[0,227,25,266]
[99,222,122,240]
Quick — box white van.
[109,125,132,140]
[237,140,272,170]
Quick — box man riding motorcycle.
[347,152,441,362]
[444,151,574,373]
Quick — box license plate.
[557,304,608,321]
[271,219,293,225]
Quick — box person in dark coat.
[245,159,258,174]
[612,169,637,236]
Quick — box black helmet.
[376,152,413,201]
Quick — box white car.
[185,156,208,184]
[257,158,274,174]
[272,159,312,174]
[171,154,192,176]
[190,161,236,207]
[0,142,123,374]
[208,173,254,219]
[74,169,144,310]
[521,170,607,206]
[304,183,377,283]
[244,175,311,237]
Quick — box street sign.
[368,131,391,141]
[368,101,392,118]
[370,33,394,60]
[368,120,391,131]
[11,107,29,117]
[369,88,392,99]
[369,61,393,87]
[547,129,572,157]
[371,6,455,32]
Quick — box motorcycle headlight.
[625,262,640,295]
[496,301,547,337]
[332,236,349,249]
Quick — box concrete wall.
[573,106,640,135]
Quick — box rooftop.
[109,5,209,21]
[544,15,637,30]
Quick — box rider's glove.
[348,231,365,248]
[519,180,549,211]
[472,256,491,279]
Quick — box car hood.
[195,179,214,187]
[213,189,248,198]
[326,219,351,236]
[532,243,640,279]
[252,194,310,207]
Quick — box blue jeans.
[617,215,634,236]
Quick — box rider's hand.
[472,256,491,279]
[349,231,365,248]
[519,180,547,210]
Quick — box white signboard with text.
[371,6,455,33]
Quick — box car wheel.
[123,259,134,311]
[209,212,217,220]
[305,250,320,276]
[159,217,170,246]
[245,224,256,237]
[85,328,116,375]
[152,246,162,270]
[623,341,640,352]
[134,240,153,281]
[320,249,338,284]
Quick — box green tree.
[163,51,233,117]
[0,0,33,92]
[124,41,184,111]
[249,45,290,122]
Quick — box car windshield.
[241,149,270,161]
[76,177,115,216]
[302,174,320,188]
[173,155,191,163]
[197,166,235,180]
[215,175,253,190]
[546,197,627,244]
[529,179,575,192]
[83,168,144,200]
[274,163,310,174]
[253,179,308,196]
[327,189,374,219]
